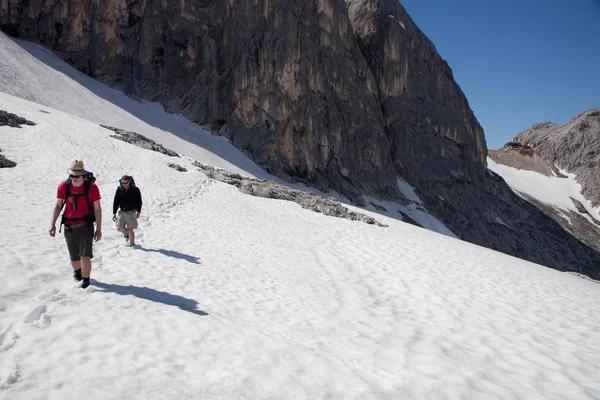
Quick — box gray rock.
[566,272,600,284]
[570,197,589,215]
[515,109,600,207]
[569,197,599,226]
[168,163,187,172]
[0,110,35,127]
[0,151,17,168]
[102,125,179,157]
[503,142,532,150]
[193,161,386,227]
[0,110,30,167]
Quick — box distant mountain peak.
[529,121,558,131]
[515,108,600,208]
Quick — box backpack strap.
[58,179,71,233]
[83,180,92,216]
[59,179,94,233]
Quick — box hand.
[135,212,140,219]
[49,226,56,237]
[112,214,117,222]
[94,229,102,242]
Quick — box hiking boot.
[73,268,83,282]
[81,278,90,289]
[123,231,129,240]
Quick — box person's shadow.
[93,281,208,316]
[136,246,201,265]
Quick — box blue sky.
[400,0,600,149]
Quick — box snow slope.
[1,33,600,399]
[488,158,600,223]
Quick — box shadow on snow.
[135,246,201,264]
[93,280,208,316]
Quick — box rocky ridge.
[515,109,600,208]
[0,109,35,128]
[488,146,556,177]
[101,125,180,157]
[193,161,387,227]
[490,138,600,257]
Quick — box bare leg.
[128,229,135,245]
[117,225,129,241]
[81,257,92,278]
[71,260,82,271]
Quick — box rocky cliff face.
[1,0,398,200]
[346,0,487,185]
[515,109,600,208]
[1,0,486,200]
[2,0,600,278]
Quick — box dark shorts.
[64,223,94,261]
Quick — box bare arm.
[93,200,102,229]
[93,199,103,242]
[135,188,142,219]
[49,198,64,236]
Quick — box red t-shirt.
[57,181,101,224]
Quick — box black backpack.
[59,171,97,232]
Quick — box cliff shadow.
[7,34,273,180]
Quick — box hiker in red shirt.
[49,160,102,289]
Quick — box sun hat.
[68,160,86,176]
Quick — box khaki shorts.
[117,210,138,229]
[64,223,94,261]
